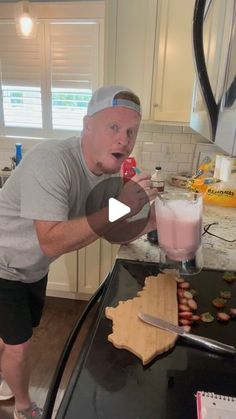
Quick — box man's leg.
[1,339,31,411]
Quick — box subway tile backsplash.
[133,123,222,178]
[0,123,224,178]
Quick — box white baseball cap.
[87,85,142,116]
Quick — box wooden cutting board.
[105,273,178,365]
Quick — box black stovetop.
[56,259,236,419]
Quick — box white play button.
[108,197,131,222]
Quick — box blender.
[155,191,203,275]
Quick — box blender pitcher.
[155,191,203,275]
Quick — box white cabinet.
[47,251,77,294]
[47,240,119,299]
[105,0,195,123]
[152,0,195,122]
[105,0,157,120]
[78,239,119,299]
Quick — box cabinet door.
[152,0,195,122]
[47,251,77,293]
[78,239,119,299]
[104,0,157,120]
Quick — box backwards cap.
[87,85,142,116]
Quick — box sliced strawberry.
[223,271,236,283]
[229,308,236,318]
[182,325,191,333]
[178,281,191,289]
[187,299,198,311]
[179,318,192,326]
[212,297,227,309]
[177,289,185,298]
[178,303,191,312]
[176,277,185,284]
[179,311,192,319]
[191,314,201,322]
[217,312,230,323]
[178,298,188,305]
[219,290,232,299]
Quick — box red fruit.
[178,303,191,312]
[179,311,192,319]
[178,281,191,289]
[187,299,198,311]
[219,290,232,299]
[191,314,201,322]
[177,289,184,298]
[217,312,230,323]
[178,298,188,305]
[176,277,185,284]
[179,318,192,326]
[212,298,227,309]
[182,325,191,333]
[223,271,236,283]
[229,308,236,318]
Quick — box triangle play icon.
[108,198,131,222]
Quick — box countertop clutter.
[118,204,236,272]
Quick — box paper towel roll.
[213,155,224,178]
[219,157,233,182]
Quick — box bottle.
[147,166,165,244]
[151,166,165,191]
[120,157,136,183]
[15,143,22,166]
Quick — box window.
[0,4,104,139]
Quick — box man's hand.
[117,173,159,216]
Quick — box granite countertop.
[118,202,236,272]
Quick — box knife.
[138,312,236,356]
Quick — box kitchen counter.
[55,259,236,419]
[118,204,236,271]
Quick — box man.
[0,85,158,419]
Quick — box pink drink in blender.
[155,192,202,262]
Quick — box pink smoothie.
[156,198,202,261]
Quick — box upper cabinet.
[152,0,195,122]
[105,0,195,123]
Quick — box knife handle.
[183,332,236,355]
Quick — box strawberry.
[216,312,230,323]
[212,298,227,309]
[187,299,198,311]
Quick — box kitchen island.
[55,203,236,419]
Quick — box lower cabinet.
[47,239,119,300]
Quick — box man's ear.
[83,115,93,133]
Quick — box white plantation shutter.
[0,14,103,137]
[0,22,44,130]
[49,21,100,130]
[0,22,43,88]
[50,22,99,90]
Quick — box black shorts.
[0,275,48,345]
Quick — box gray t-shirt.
[0,136,110,283]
